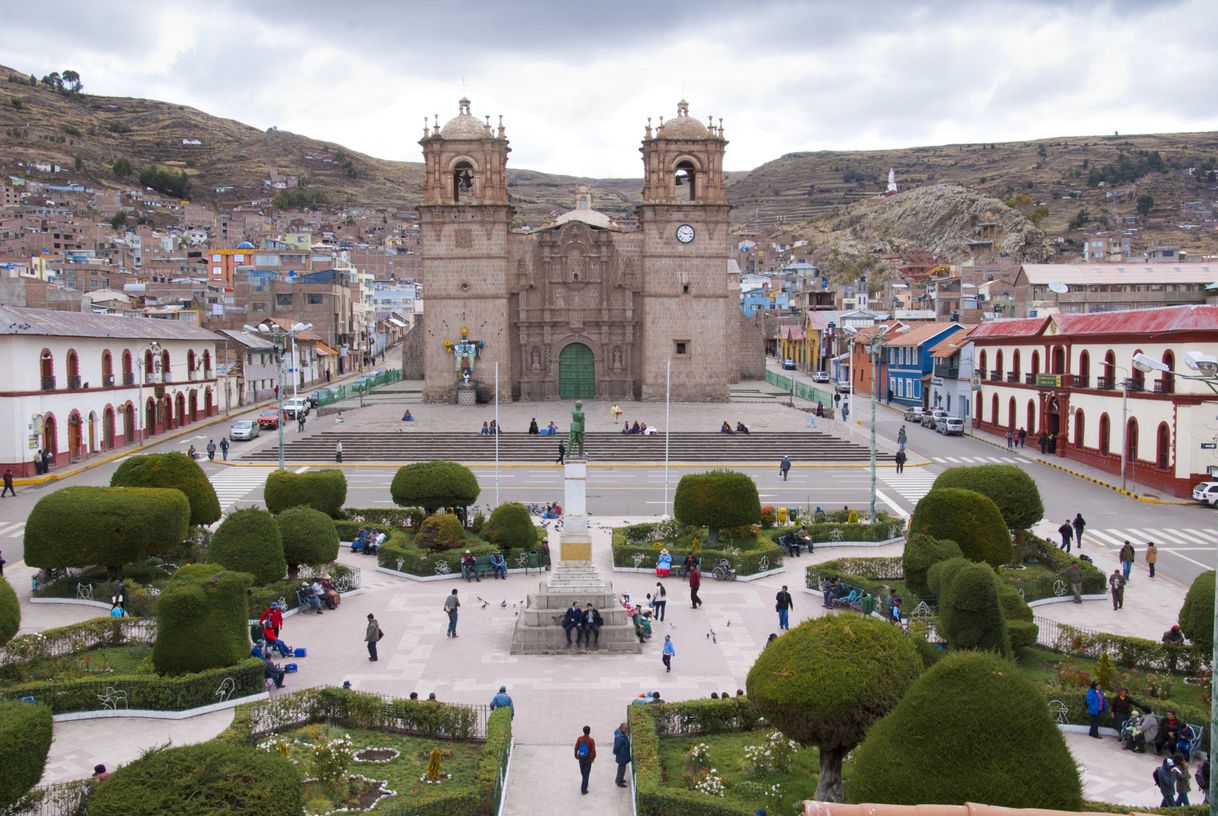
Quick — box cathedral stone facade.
[418,98,755,403]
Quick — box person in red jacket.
[259,602,284,638]
[689,566,702,609]
[574,725,597,795]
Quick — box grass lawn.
[0,643,152,688]
[658,729,842,813]
[266,723,485,812]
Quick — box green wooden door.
[559,343,595,399]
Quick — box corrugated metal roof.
[779,325,807,341]
[1021,263,1218,285]
[1053,304,1218,336]
[884,322,961,348]
[968,317,1050,339]
[929,326,974,358]
[0,306,222,342]
[218,329,275,349]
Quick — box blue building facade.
[884,323,965,407]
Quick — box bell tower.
[418,98,514,402]
[638,101,732,401]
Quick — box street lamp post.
[846,326,890,521]
[136,341,161,443]
[245,323,308,471]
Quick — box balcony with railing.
[1153,379,1174,395]
[41,375,56,391]
[123,372,135,386]
[1095,376,1115,390]
[933,363,960,380]
[103,374,115,387]
[1005,372,1019,383]
[68,375,82,390]
[1024,373,1037,385]
[1072,374,1090,389]
[988,369,1001,381]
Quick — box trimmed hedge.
[927,556,971,600]
[88,739,303,816]
[909,487,1012,567]
[938,562,1011,657]
[275,506,339,575]
[154,564,253,675]
[1047,623,1208,674]
[390,461,480,513]
[208,507,286,585]
[25,486,191,571]
[1179,570,1215,650]
[850,651,1083,809]
[416,513,468,552]
[673,470,760,545]
[1,617,154,673]
[110,451,220,526]
[263,469,347,518]
[0,575,18,647]
[612,530,783,578]
[374,526,522,577]
[902,534,962,600]
[0,700,52,809]
[932,464,1044,530]
[482,503,537,551]
[767,520,902,546]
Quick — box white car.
[229,420,260,441]
[936,417,965,436]
[1193,481,1218,507]
[812,372,831,383]
[283,397,311,419]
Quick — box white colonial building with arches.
[0,306,223,476]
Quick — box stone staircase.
[510,562,641,654]
[729,385,787,403]
[238,430,872,463]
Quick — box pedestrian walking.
[1156,758,1178,807]
[653,582,667,621]
[894,449,907,474]
[0,550,5,575]
[661,634,675,673]
[574,726,596,795]
[443,588,460,638]
[806,411,817,429]
[1109,569,1126,610]
[775,585,794,630]
[779,455,791,482]
[1175,756,1192,806]
[841,402,850,422]
[335,441,343,463]
[1073,513,1086,548]
[365,613,382,662]
[1,468,14,497]
[219,437,229,461]
[1039,430,1048,454]
[1085,680,1107,738]
[490,685,514,719]
[1018,427,1027,447]
[613,722,631,787]
[1057,519,1074,552]
[688,566,702,609]
[897,426,907,450]
[297,412,306,432]
[1066,562,1083,604]
[206,439,216,461]
[1006,430,1013,448]
[1146,542,1158,578]
[556,440,566,465]
[1120,540,1136,581]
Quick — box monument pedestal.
[560,459,591,561]
[456,382,477,405]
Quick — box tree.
[908,488,1012,567]
[110,210,128,230]
[1179,570,1215,649]
[1068,208,1091,230]
[673,470,760,545]
[60,69,82,94]
[40,72,61,92]
[926,556,972,600]
[1137,193,1155,218]
[112,157,133,178]
[938,561,1011,656]
[482,502,537,551]
[276,506,339,578]
[208,507,286,585]
[263,469,347,518]
[390,461,480,514]
[24,486,190,573]
[0,577,18,648]
[901,533,962,599]
[415,513,466,552]
[0,701,53,809]
[931,464,1044,531]
[111,451,220,526]
[850,652,1083,809]
[746,615,921,801]
[153,564,253,675]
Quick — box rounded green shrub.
[111,451,220,526]
[850,651,1083,809]
[263,470,347,518]
[208,507,286,585]
[909,488,1012,567]
[390,460,480,513]
[932,464,1044,530]
[939,562,1011,656]
[88,739,303,816]
[276,506,339,576]
[674,470,761,546]
[927,556,972,600]
[25,486,190,572]
[1179,570,1215,648]
[0,700,52,809]
[483,503,537,551]
[902,533,963,599]
[0,577,18,648]
[746,614,921,801]
[415,513,466,552]
[154,564,253,675]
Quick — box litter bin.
[526,551,540,572]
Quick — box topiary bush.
[154,564,253,675]
[746,614,921,801]
[0,700,52,809]
[932,464,1044,530]
[909,488,1012,567]
[998,582,1038,651]
[275,506,339,578]
[111,451,220,526]
[850,651,1083,809]
[673,470,761,546]
[482,502,537,551]
[1179,570,1215,650]
[88,739,303,816]
[390,461,480,513]
[927,556,972,600]
[902,533,963,599]
[415,513,466,552]
[0,577,18,648]
[25,486,190,573]
[208,507,286,585]
[938,561,1011,657]
[263,470,347,518]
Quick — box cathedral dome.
[440,98,488,139]
[656,99,709,139]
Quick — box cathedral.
[417,98,761,403]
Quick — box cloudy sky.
[5,0,1218,177]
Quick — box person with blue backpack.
[1086,680,1108,739]
[574,725,596,795]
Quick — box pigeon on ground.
[500,600,507,608]
[480,600,488,609]
[707,629,717,644]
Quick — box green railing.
[765,369,834,407]
[314,369,403,407]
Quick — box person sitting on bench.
[351,529,371,553]
[263,657,286,689]
[491,550,508,579]
[736,421,750,434]
[461,550,480,582]
[720,421,734,433]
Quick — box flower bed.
[0,617,155,669]
[611,524,783,578]
[369,525,541,579]
[766,518,904,547]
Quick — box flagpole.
[663,359,671,518]
[494,362,500,506]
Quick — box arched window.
[1007,396,1016,430]
[146,397,158,434]
[187,350,196,381]
[976,395,983,423]
[102,350,113,386]
[990,393,998,424]
[1126,417,1139,462]
[1052,346,1066,374]
[1156,422,1170,470]
[1160,350,1175,394]
[1026,399,1036,436]
[675,159,697,202]
[452,160,474,203]
[1031,349,1040,375]
[1099,413,1111,455]
[1103,350,1116,389]
[160,350,171,383]
[66,348,80,389]
[40,348,55,390]
[122,350,134,385]
[996,350,1005,382]
[203,349,212,377]
[1131,349,1145,391]
[1012,349,1021,381]
[144,349,155,384]
[1073,409,1085,448]
[979,350,988,380]
[1077,350,1090,388]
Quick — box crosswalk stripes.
[209,467,276,513]
[0,521,25,539]
[878,467,938,505]
[931,456,1031,464]
[1085,528,1217,549]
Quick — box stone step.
[528,592,621,610]
[510,621,642,654]
[519,607,630,627]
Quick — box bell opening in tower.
[453,161,474,203]
[674,160,696,202]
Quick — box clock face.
[676,224,695,244]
